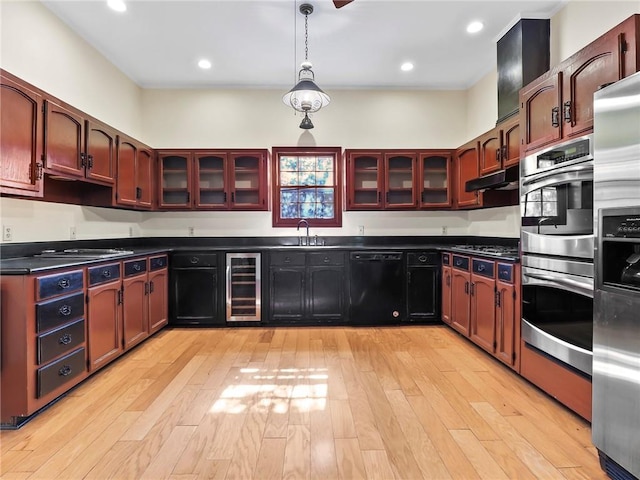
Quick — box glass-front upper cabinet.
[419,151,453,208]
[157,149,268,211]
[384,152,417,208]
[159,152,192,208]
[346,152,383,209]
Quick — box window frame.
[271,146,343,228]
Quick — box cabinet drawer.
[497,263,515,283]
[37,319,85,365]
[37,270,84,300]
[408,252,438,266]
[472,259,495,278]
[172,253,217,267]
[88,263,121,286]
[452,255,470,271]
[308,252,344,266]
[124,259,147,277]
[149,255,168,271]
[37,347,85,398]
[270,252,305,266]
[36,291,85,333]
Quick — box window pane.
[317,157,333,171]
[280,156,298,171]
[281,172,299,186]
[315,170,333,186]
[299,188,317,203]
[299,171,317,186]
[299,157,316,171]
[300,203,316,218]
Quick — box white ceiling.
[41,0,566,90]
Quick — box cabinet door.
[384,152,417,208]
[501,117,521,169]
[407,266,438,321]
[346,152,383,209]
[563,34,625,138]
[122,274,149,350]
[87,280,122,371]
[520,72,562,153]
[170,268,219,325]
[0,75,43,196]
[229,151,267,210]
[307,266,344,321]
[44,100,85,179]
[496,279,517,367]
[450,269,470,335]
[269,267,305,322]
[419,152,452,208]
[441,265,452,325]
[85,120,116,185]
[115,139,138,207]
[195,152,228,209]
[455,142,481,208]
[479,129,501,176]
[136,147,154,209]
[148,268,168,334]
[159,152,192,208]
[470,274,496,353]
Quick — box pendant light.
[282,3,330,129]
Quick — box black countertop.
[0,236,520,274]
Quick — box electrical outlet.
[129,226,134,237]
[3,225,12,241]
[358,225,365,236]
[70,226,77,240]
[441,226,448,235]
[188,226,194,237]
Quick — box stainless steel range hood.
[465,165,519,192]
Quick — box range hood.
[465,165,519,192]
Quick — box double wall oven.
[520,134,594,377]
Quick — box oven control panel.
[602,214,640,238]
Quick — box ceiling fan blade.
[333,0,354,8]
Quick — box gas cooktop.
[452,245,520,257]
[36,248,135,259]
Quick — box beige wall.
[1,1,638,243]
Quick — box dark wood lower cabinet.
[406,265,439,322]
[87,276,122,371]
[268,252,345,324]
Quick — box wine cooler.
[226,253,261,322]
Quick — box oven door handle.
[523,271,593,298]
[521,162,593,189]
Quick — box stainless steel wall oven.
[520,135,595,377]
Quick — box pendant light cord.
[304,10,309,61]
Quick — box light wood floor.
[1,326,606,480]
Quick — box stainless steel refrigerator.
[592,70,640,480]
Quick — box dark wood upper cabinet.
[454,140,482,209]
[157,149,267,211]
[44,100,116,186]
[0,73,43,197]
[114,137,154,209]
[85,121,116,185]
[479,116,520,176]
[501,116,521,169]
[478,129,501,176]
[346,151,384,210]
[44,99,85,179]
[521,14,639,155]
[418,151,453,208]
[384,152,417,209]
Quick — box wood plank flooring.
[0,326,606,479]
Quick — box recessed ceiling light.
[466,21,484,34]
[198,59,212,70]
[107,0,126,13]
[401,62,414,72]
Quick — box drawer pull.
[323,257,330,263]
[59,305,72,316]
[190,257,199,264]
[59,334,72,345]
[102,269,112,278]
[59,365,72,376]
[57,278,70,289]
[418,255,427,263]
[133,263,142,271]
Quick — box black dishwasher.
[349,251,404,324]
[169,252,222,326]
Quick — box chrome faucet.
[297,219,310,245]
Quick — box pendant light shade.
[283,3,330,129]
